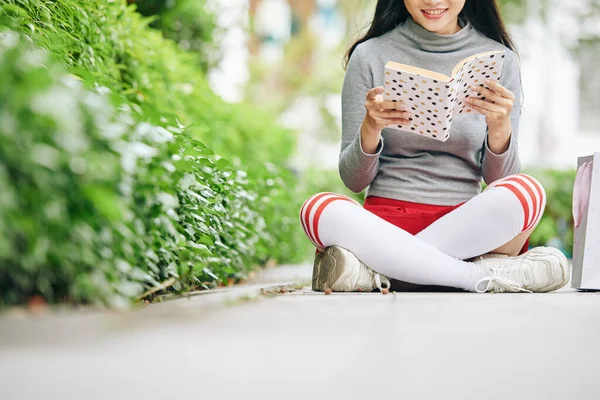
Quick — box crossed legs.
[299,174,546,292]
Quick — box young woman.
[299,0,569,293]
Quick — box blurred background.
[0,0,598,305]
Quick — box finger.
[373,117,412,126]
[470,85,506,105]
[485,80,515,100]
[366,97,407,111]
[380,101,408,110]
[388,118,412,125]
[371,110,412,119]
[366,86,384,101]
[466,103,492,118]
[465,97,504,113]
[467,102,507,119]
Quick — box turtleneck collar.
[394,17,475,53]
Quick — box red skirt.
[363,196,529,256]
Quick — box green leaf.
[203,267,219,281]
[2,4,29,18]
[83,185,125,222]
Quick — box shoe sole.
[312,252,323,291]
[317,246,348,292]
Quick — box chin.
[418,17,458,34]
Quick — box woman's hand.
[361,87,412,154]
[466,79,515,154]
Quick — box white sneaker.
[474,246,569,293]
[313,246,391,292]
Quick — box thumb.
[374,86,385,102]
[367,86,385,100]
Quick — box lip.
[421,9,448,20]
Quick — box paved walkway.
[1,264,599,400]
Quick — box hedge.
[0,1,310,269]
[0,0,293,168]
[0,0,314,306]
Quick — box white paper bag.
[571,152,600,290]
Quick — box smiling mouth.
[422,8,448,16]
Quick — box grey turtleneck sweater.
[340,18,522,205]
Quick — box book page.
[386,61,451,82]
[450,50,505,78]
[451,51,506,116]
[383,66,453,141]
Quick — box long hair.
[344,0,517,69]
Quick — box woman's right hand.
[363,86,412,135]
[361,87,411,153]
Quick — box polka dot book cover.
[383,50,505,142]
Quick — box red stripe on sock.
[510,175,542,231]
[299,196,314,237]
[496,183,530,231]
[301,193,331,244]
[302,193,352,245]
[312,196,354,248]
[503,176,539,230]
[517,174,545,230]
[300,216,320,248]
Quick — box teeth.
[424,9,446,15]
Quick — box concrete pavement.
[1,263,599,400]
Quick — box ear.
[573,161,593,228]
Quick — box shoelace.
[373,272,391,291]
[475,276,532,293]
[473,256,534,293]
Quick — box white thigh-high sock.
[299,193,489,292]
[416,174,546,260]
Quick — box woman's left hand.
[466,79,515,139]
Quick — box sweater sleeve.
[481,49,522,184]
[338,44,384,193]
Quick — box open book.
[383,50,505,142]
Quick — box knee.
[502,173,546,204]
[517,174,546,200]
[489,174,546,199]
[299,192,360,222]
[489,173,547,231]
[299,192,359,250]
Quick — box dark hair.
[344,0,517,69]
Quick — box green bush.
[0,1,311,275]
[0,0,318,306]
[0,30,313,306]
[0,0,294,168]
[0,32,268,305]
[0,32,148,305]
